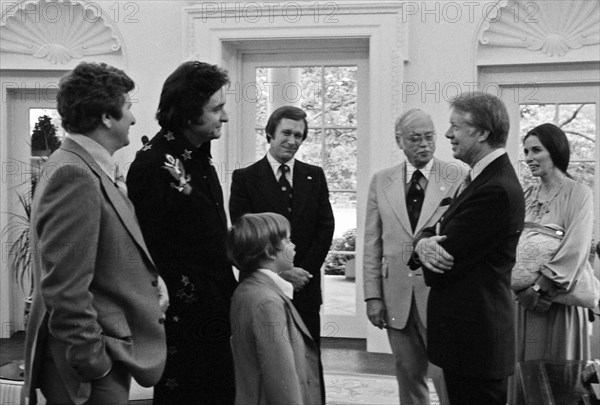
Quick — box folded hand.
[415,236,454,274]
[516,286,552,312]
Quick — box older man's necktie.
[279,164,293,217]
[406,170,424,232]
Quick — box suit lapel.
[443,154,510,223]
[251,272,314,342]
[291,161,310,217]
[383,163,413,235]
[415,159,450,232]
[61,139,156,268]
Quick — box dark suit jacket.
[25,138,166,405]
[230,271,322,404]
[229,157,335,311]
[411,153,524,379]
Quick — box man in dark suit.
[24,62,167,405]
[410,91,525,404]
[127,61,237,404]
[229,106,334,400]
[229,106,335,344]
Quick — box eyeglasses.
[403,132,436,144]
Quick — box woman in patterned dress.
[515,122,593,364]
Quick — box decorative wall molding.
[1,0,121,64]
[479,0,599,57]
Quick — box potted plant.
[2,115,61,328]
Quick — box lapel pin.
[440,186,446,191]
[307,176,312,180]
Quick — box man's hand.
[366,299,387,329]
[157,276,170,315]
[278,267,312,291]
[415,235,454,274]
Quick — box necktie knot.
[465,172,472,185]
[410,170,423,185]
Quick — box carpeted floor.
[4,334,433,404]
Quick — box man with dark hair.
[127,61,237,404]
[409,91,525,404]
[24,62,167,405]
[229,105,335,402]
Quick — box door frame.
[241,49,369,338]
[0,72,63,336]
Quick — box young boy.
[228,213,323,404]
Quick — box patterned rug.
[325,373,440,405]
[129,372,438,404]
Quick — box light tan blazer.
[363,159,463,329]
[24,138,166,405]
[230,271,322,405]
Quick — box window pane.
[295,129,322,167]
[255,129,268,161]
[569,161,595,190]
[519,104,558,135]
[324,129,357,191]
[561,104,595,160]
[255,68,268,127]
[324,67,357,126]
[298,66,323,126]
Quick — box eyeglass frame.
[398,131,436,144]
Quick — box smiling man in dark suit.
[410,91,525,404]
[229,106,334,401]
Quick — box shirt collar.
[257,269,294,299]
[406,159,434,183]
[266,150,295,179]
[471,148,506,181]
[68,134,117,181]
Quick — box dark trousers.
[444,370,508,405]
[295,306,325,404]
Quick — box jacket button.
[152,280,158,287]
[408,273,413,277]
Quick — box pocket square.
[440,197,453,207]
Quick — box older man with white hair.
[363,109,462,405]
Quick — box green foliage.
[324,228,356,275]
[31,115,61,153]
[2,180,35,297]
